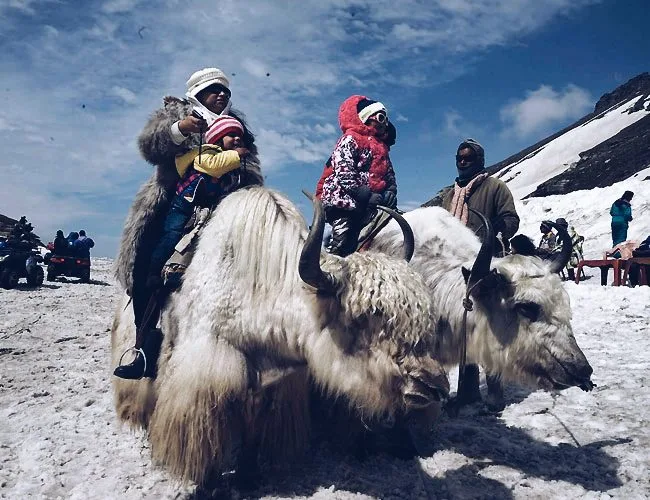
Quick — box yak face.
[464,254,594,392]
[300,198,449,420]
[323,251,450,413]
[365,206,594,394]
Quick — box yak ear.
[461,266,471,284]
[462,268,508,298]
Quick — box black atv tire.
[2,270,19,290]
[27,266,44,287]
[47,266,56,282]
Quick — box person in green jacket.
[440,139,520,257]
[610,190,634,246]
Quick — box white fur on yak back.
[113,96,263,291]
[369,206,589,389]
[112,186,446,485]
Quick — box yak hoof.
[485,393,505,413]
[485,374,505,413]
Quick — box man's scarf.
[449,173,488,225]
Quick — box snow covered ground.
[1,168,649,499]
[1,257,649,499]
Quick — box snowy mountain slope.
[497,95,650,200]
[487,72,650,196]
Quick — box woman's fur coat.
[114,97,263,291]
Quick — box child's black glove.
[351,185,371,205]
[368,193,383,208]
[382,191,397,208]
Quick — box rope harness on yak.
[455,269,496,412]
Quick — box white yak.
[111,187,449,486]
[367,206,594,403]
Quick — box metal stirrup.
[117,346,147,379]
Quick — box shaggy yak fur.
[111,187,448,485]
[368,206,594,393]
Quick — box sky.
[0,0,648,257]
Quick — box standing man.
[438,138,520,411]
[441,139,520,256]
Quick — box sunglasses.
[456,153,476,163]
[204,84,231,98]
[368,111,388,124]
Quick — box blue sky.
[0,0,647,257]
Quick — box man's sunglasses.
[456,153,476,163]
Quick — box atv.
[0,247,45,289]
[47,254,91,283]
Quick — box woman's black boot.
[113,329,163,380]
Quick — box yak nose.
[577,362,593,379]
[573,357,594,392]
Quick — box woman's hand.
[178,115,207,135]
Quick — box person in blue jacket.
[610,190,634,246]
[73,230,95,259]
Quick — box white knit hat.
[358,100,387,124]
[186,68,230,98]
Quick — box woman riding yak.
[113,67,263,380]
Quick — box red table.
[621,257,650,286]
[575,259,624,286]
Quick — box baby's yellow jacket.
[174,144,241,179]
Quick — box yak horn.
[299,191,337,293]
[546,221,573,274]
[467,208,494,287]
[376,205,415,262]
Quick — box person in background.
[537,221,557,257]
[555,218,584,282]
[509,234,537,256]
[628,236,650,287]
[610,190,633,246]
[53,230,69,255]
[74,230,95,259]
[440,139,520,257]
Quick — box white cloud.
[111,86,137,104]
[0,0,603,256]
[500,84,593,138]
[313,123,337,135]
[398,199,425,212]
[242,58,269,79]
[444,109,462,136]
[101,0,141,14]
[395,113,409,122]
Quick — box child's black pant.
[325,207,373,257]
